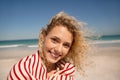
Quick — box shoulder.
[7,51,42,79]
[12,51,40,69]
[20,51,41,63]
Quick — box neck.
[41,57,55,72]
[46,62,55,72]
[39,51,56,72]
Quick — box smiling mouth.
[48,50,61,58]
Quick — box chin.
[47,58,60,64]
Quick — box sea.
[0,39,38,49]
[0,35,120,49]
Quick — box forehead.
[47,26,73,42]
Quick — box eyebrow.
[52,36,60,41]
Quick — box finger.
[60,60,66,65]
[56,62,63,70]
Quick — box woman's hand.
[56,60,66,70]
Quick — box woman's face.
[42,25,73,64]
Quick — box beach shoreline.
[0,43,120,80]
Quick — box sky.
[0,0,120,40]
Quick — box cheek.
[43,40,49,51]
[43,39,54,51]
[62,48,70,56]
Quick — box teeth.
[49,51,60,58]
[51,53,60,58]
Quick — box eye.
[51,38,58,43]
[63,43,71,49]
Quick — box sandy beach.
[0,43,120,80]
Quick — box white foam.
[27,45,38,48]
[92,40,120,44]
[0,45,20,48]
[0,44,24,48]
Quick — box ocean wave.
[92,40,120,44]
[0,44,38,48]
[27,45,38,48]
[0,44,23,48]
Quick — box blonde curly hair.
[39,12,88,74]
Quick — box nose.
[55,44,63,54]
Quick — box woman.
[7,12,88,80]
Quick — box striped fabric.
[7,51,75,80]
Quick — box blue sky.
[0,0,120,40]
